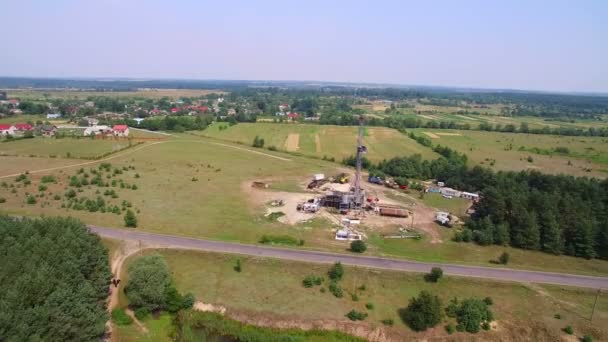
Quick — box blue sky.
[1,0,607,92]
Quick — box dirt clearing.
[423,132,440,139]
[436,132,462,136]
[284,133,300,152]
[314,134,321,153]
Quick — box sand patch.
[194,301,227,315]
[284,133,300,152]
[314,134,321,153]
[454,114,481,121]
[423,132,440,139]
[436,132,462,136]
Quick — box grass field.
[411,128,608,177]
[0,137,136,159]
[199,123,438,162]
[115,249,608,342]
[7,88,225,100]
[1,135,607,276]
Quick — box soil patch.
[436,132,462,136]
[284,133,300,152]
[423,132,440,139]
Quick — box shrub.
[498,252,510,265]
[328,281,343,298]
[41,175,56,183]
[582,335,593,342]
[401,291,443,331]
[381,319,394,326]
[365,303,374,310]
[53,194,61,200]
[563,326,574,335]
[134,307,150,320]
[350,240,367,253]
[351,293,359,301]
[234,259,242,273]
[0,197,6,203]
[554,313,561,319]
[445,324,455,334]
[111,308,133,326]
[302,275,323,288]
[65,189,77,198]
[26,195,37,205]
[131,184,138,190]
[424,267,443,283]
[38,185,47,192]
[482,321,491,330]
[328,262,344,281]
[455,298,494,333]
[346,310,367,321]
[259,234,303,246]
[483,297,493,306]
[124,210,137,228]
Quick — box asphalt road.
[90,226,608,289]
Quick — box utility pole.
[591,289,601,322]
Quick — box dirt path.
[284,133,300,152]
[436,132,462,136]
[423,131,440,139]
[314,134,321,153]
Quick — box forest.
[0,216,111,341]
[354,138,608,260]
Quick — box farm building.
[46,113,62,119]
[14,123,34,132]
[113,125,130,137]
[440,187,461,198]
[37,125,58,137]
[460,191,480,201]
[0,124,16,136]
[84,125,113,136]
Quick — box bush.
[328,281,343,298]
[41,175,56,183]
[582,335,593,342]
[111,308,133,326]
[26,195,37,205]
[346,310,367,321]
[134,307,150,320]
[401,291,443,331]
[445,324,455,335]
[124,210,137,228]
[252,136,265,148]
[381,319,394,326]
[234,259,242,273]
[38,184,47,192]
[455,298,494,333]
[563,326,574,335]
[65,189,77,198]
[302,275,323,288]
[259,234,304,246]
[554,313,561,319]
[424,267,443,283]
[365,303,374,310]
[498,252,510,265]
[483,297,493,306]
[351,293,359,301]
[328,262,344,281]
[350,240,367,253]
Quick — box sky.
[1,0,607,92]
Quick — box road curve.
[90,225,608,289]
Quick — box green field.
[0,137,137,159]
[1,134,607,276]
[411,129,608,177]
[199,123,439,162]
[114,249,608,342]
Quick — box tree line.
[0,216,111,341]
[346,135,608,260]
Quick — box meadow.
[7,88,225,100]
[2,134,608,276]
[199,122,438,162]
[0,136,136,159]
[411,128,608,177]
[113,248,608,342]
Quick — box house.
[113,125,130,137]
[278,103,290,111]
[0,124,15,136]
[287,112,299,121]
[460,191,480,201]
[46,113,62,119]
[84,125,113,136]
[38,124,58,137]
[85,117,99,126]
[440,187,461,198]
[14,123,34,133]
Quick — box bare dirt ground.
[423,131,440,139]
[315,134,321,153]
[284,133,300,152]
[436,132,462,136]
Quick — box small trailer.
[379,206,408,218]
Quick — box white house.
[460,191,480,201]
[440,187,461,198]
[46,113,62,119]
[84,125,113,136]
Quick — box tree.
[125,254,172,311]
[350,240,367,253]
[455,298,494,333]
[424,267,444,283]
[0,216,111,341]
[328,262,344,281]
[401,291,443,331]
[124,209,137,228]
[498,252,510,265]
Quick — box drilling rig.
[352,115,367,209]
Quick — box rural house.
[46,113,62,119]
[37,124,58,137]
[84,125,113,136]
[113,125,130,137]
[14,123,34,135]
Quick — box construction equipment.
[368,175,383,185]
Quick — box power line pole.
[591,289,601,322]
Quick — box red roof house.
[112,125,130,137]
[287,112,299,119]
[14,123,33,131]
[171,107,179,113]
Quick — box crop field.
[7,88,226,100]
[0,137,137,159]
[114,248,608,342]
[199,123,439,162]
[411,128,608,178]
